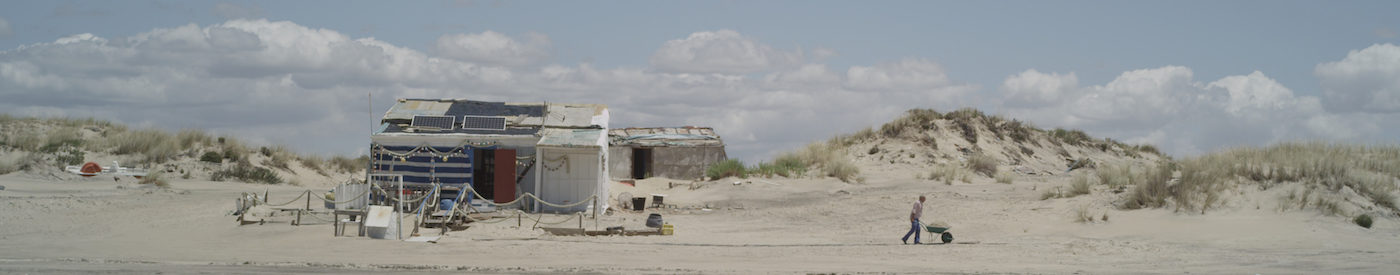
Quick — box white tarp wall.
[533,128,609,213]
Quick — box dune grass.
[212,162,283,184]
[706,159,748,179]
[299,155,327,175]
[0,151,36,174]
[1068,173,1094,197]
[1074,204,1096,223]
[328,155,369,173]
[967,153,998,177]
[995,171,1015,184]
[1122,162,1174,209]
[1050,128,1092,146]
[747,139,863,183]
[926,163,968,185]
[138,170,170,188]
[1095,164,1136,189]
[0,115,366,181]
[1120,143,1400,216]
[879,109,942,138]
[945,108,984,144]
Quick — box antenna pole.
[366,92,372,184]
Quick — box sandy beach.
[3,167,1396,274]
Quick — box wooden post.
[517,211,522,227]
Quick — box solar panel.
[411,115,455,130]
[462,116,507,130]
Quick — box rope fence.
[234,177,605,233]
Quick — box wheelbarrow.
[920,222,954,244]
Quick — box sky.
[2,0,1399,163]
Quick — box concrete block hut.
[607,127,727,180]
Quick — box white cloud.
[0,16,13,38]
[1000,69,1077,107]
[1000,66,1353,156]
[1315,43,1400,113]
[0,20,975,162]
[4,20,1396,161]
[434,31,551,67]
[1207,71,1323,120]
[844,58,952,91]
[649,30,805,74]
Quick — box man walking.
[902,195,926,244]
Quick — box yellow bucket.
[661,224,674,235]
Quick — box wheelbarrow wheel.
[940,232,953,244]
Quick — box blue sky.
[2,0,1399,162]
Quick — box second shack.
[607,127,727,180]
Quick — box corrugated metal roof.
[542,104,607,128]
[383,100,452,121]
[537,128,606,147]
[608,127,723,147]
[377,98,606,135]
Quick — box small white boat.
[65,161,148,178]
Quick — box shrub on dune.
[706,159,747,179]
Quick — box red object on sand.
[80,162,102,176]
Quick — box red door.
[493,149,516,203]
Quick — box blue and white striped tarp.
[372,145,476,187]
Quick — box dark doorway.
[472,149,496,201]
[492,149,516,204]
[632,148,653,179]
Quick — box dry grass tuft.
[879,109,942,138]
[328,155,368,173]
[705,159,747,179]
[260,146,293,171]
[1122,162,1173,209]
[825,158,861,183]
[1068,173,1094,197]
[1074,204,1095,223]
[967,153,998,177]
[138,171,170,188]
[1096,164,1135,189]
[105,129,180,164]
[212,162,282,184]
[752,153,810,178]
[0,151,38,175]
[946,108,984,144]
[176,129,212,150]
[995,171,1015,184]
[1050,128,1092,146]
[299,155,327,176]
[927,163,964,185]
